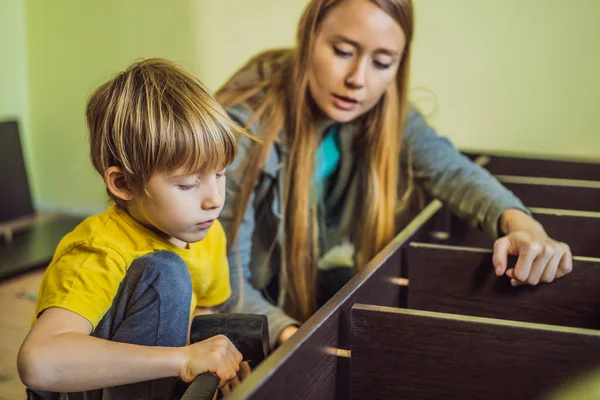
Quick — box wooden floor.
[0,269,45,400]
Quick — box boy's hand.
[180,334,243,388]
[219,362,252,397]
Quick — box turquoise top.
[314,124,341,198]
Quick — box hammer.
[180,314,269,400]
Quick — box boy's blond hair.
[87,58,246,207]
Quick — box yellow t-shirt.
[34,204,231,328]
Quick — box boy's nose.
[201,182,224,210]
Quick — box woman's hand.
[493,209,573,286]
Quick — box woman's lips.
[332,94,359,111]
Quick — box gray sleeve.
[220,105,299,349]
[404,108,530,239]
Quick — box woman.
[217,0,573,347]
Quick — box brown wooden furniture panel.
[406,242,600,329]
[226,247,401,400]
[503,181,600,212]
[229,199,600,398]
[423,210,600,258]
[462,150,600,180]
[227,202,442,399]
[351,304,600,400]
[224,150,600,399]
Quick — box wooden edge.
[352,303,600,337]
[227,200,443,399]
[473,155,490,167]
[386,200,443,248]
[529,208,600,218]
[408,241,600,263]
[439,206,600,219]
[460,148,600,165]
[497,175,600,188]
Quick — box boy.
[18,58,249,399]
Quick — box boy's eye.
[177,184,197,191]
[216,170,227,178]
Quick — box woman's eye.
[373,60,392,70]
[333,46,352,57]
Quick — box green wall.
[3,0,600,214]
[201,0,600,158]
[410,0,600,158]
[0,0,33,198]
[26,0,201,213]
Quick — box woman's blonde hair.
[217,0,414,322]
[87,58,248,207]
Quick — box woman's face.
[308,0,406,124]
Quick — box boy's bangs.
[163,111,238,177]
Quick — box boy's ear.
[105,166,135,202]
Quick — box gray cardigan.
[220,103,528,348]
